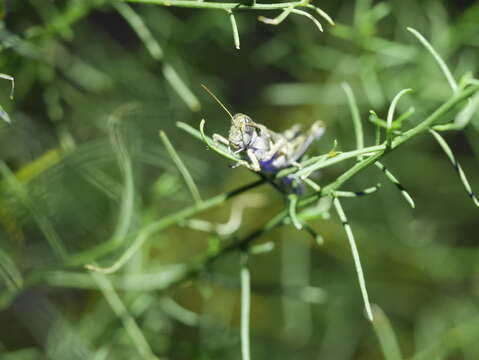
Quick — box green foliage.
[1,1,479,360]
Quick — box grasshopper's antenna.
[201,84,234,120]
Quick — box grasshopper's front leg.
[246,149,261,172]
[213,133,230,147]
[230,149,260,171]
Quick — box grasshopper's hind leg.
[264,137,288,160]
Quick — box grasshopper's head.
[229,113,255,152]
[200,85,257,153]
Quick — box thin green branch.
[159,130,203,205]
[0,73,14,100]
[340,85,414,206]
[114,2,164,60]
[292,144,386,179]
[334,184,381,198]
[374,162,415,208]
[306,84,479,204]
[434,92,479,131]
[341,82,364,159]
[240,252,251,360]
[125,0,333,33]
[126,0,309,11]
[228,10,241,50]
[288,193,302,230]
[250,241,275,254]
[290,9,323,32]
[407,27,458,94]
[332,197,373,322]
[115,2,200,111]
[306,4,335,25]
[90,273,158,360]
[258,7,293,25]
[0,73,14,123]
[372,305,403,360]
[303,224,324,245]
[393,83,479,147]
[109,106,136,241]
[429,129,479,207]
[386,88,412,147]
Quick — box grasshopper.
[201,85,325,174]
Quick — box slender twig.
[114,2,164,60]
[342,83,364,159]
[372,305,403,360]
[109,106,136,241]
[228,10,241,49]
[429,129,479,207]
[341,86,414,207]
[374,162,415,208]
[0,73,14,100]
[115,2,200,111]
[334,184,381,198]
[309,83,479,203]
[306,4,335,25]
[303,224,324,245]
[290,145,386,179]
[288,194,302,230]
[0,73,14,123]
[160,130,203,205]
[332,197,373,322]
[90,273,158,360]
[407,27,458,94]
[258,7,293,25]
[393,83,479,147]
[386,88,412,147]
[126,0,332,34]
[240,252,251,360]
[433,92,479,131]
[290,9,323,32]
[127,0,311,11]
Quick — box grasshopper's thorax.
[229,113,255,152]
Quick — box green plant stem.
[342,82,364,157]
[292,145,385,179]
[240,252,251,360]
[393,83,479,146]
[160,130,203,205]
[372,305,403,360]
[333,196,373,321]
[91,272,158,360]
[126,0,309,11]
[321,84,479,196]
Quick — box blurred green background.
[1,0,479,359]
